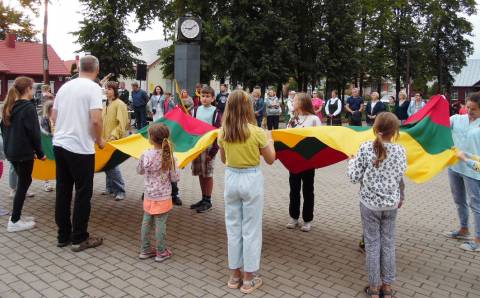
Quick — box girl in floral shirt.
[348,112,407,298]
[137,123,179,262]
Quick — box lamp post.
[42,0,49,85]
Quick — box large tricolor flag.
[273,95,456,183]
[32,107,218,180]
[32,95,456,183]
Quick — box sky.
[6,0,480,61]
[7,0,165,60]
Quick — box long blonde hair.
[148,123,175,171]
[372,112,400,168]
[221,90,256,143]
[2,76,34,126]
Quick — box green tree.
[323,0,359,98]
[0,1,39,41]
[422,0,476,95]
[285,0,326,91]
[73,0,142,78]
[158,45,174,79]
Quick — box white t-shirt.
[53,78,103,154]
[287,114,321,128]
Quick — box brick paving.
[1,158,480,297]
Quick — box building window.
[451,89,458,100]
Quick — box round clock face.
[180,19,200,39]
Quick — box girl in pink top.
[311,91,324,122]
[137,123,179,262]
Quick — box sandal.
[240,276,262,294]
[364,286,380,298]
[382,288,396,298]
[71,236,103,252]
[227,276,242,289]
[380,285,396,298]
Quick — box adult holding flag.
[52,55,105,252]
[444,92,480,252]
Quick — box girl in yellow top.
[217,90,276,294]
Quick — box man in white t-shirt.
[52,55,105,252]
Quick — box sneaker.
[301,222,312,232]
[196,200,212,213]
[155,248,172,262]
[22,216,35,222]
[460,241,480,252]
[172,196,182,206]
[115,193,126,201]
[43,182,54,192]
[286,219,299,229]
[7,218,35,232]
[0,208,9,216]
[139,251,156,259]
[101,190,112,196]
[190,198,205,209]
[444,230,473,240]
[57,239,71,248]
[11,190,35,198]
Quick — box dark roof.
[0,40,70,76]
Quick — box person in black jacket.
[365,92,387,126]
[395,91,410,124]
[0,76,45,233]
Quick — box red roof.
[0,40,70,76]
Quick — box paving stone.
[0,159,478,297]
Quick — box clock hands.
[184,24,198,30]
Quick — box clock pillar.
[174,43,200,97]
[174,15,202,97]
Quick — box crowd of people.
[0,55,480,297]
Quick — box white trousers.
[224,167,264,272]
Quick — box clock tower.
[174,14,201,97]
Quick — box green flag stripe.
[139,118,203,152]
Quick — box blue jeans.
[256,116,263,127]
[224,167,264,272]
[9,162,17,190]
[105,166,125,196]
[448,169,480,239]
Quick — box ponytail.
[372,133,387,168]
[161,138,175,172]
[2,87,19,126]
[371,112,400,168]
[2,76,34,127]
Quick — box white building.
[122,39,173,94]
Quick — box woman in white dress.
[150,85,164,122]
